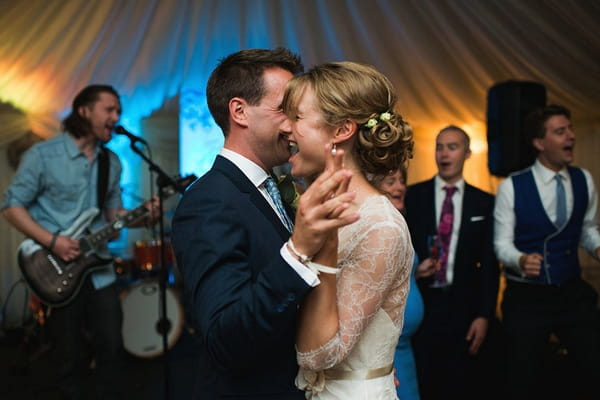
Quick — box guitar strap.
[97,146,110,210]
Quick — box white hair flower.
[365,118,377,128]
[380,112,391,121]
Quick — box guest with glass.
[405,125,499,399]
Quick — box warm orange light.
[0,61,62,138]
[0,61,59,113]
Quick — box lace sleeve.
[297,196,413,370]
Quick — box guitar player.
[1,85,160,400]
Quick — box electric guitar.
[17,174,196,307]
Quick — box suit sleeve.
[404,184,429,261]
[477,193,500,319]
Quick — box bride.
[281,61,414,399]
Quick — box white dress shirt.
[219,148,319,286]
[494,159,600,275]
[434,175,465,284]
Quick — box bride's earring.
[331,143,337,156]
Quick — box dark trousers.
[48,278,125,400]
[502,278,600,400]
[413,287,490,400]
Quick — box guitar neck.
[78,174,196,252]
[84,205,148,249]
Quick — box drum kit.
[116,240,184,358]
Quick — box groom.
[172,48,356,399]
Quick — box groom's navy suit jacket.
[172,156,311,399]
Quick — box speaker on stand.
[487,81,547,177]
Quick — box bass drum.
[120,280,184,358]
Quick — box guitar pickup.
[47,254,63,275]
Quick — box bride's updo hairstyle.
[282,61,413,176]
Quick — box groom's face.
[244,67,294,170]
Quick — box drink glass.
[427,234,445,287]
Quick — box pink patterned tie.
[436,186,457,284]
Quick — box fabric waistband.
[323,364,393,380]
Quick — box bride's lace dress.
[296,195,413,399]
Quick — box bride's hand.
[290,144,359,259]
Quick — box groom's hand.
[290,144,359,259]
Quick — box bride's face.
[287,86,335,179]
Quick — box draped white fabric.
[0,0,599,323]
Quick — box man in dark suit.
[405,125,500,399]
[171,48,356,399]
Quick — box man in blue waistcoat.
[494,104,600,399]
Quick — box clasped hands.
[289,144,360,266]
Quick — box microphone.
[114,126,148,145]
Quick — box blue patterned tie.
[554,174,567,227]
[264,177,294,232]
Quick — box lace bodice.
[297,195,413,372]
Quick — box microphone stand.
[127,139,185,400]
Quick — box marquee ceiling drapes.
[1,0,599,182]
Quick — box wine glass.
[427,234,444,287]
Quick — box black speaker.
[487,81,546,176]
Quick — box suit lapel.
[459,184,473,228]
[214,156,291,240]
[454,184,474,272]
[425,179,437,235]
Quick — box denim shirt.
[1,133,123,289]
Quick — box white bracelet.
[307,261,340,275]
[287,238,313,264]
